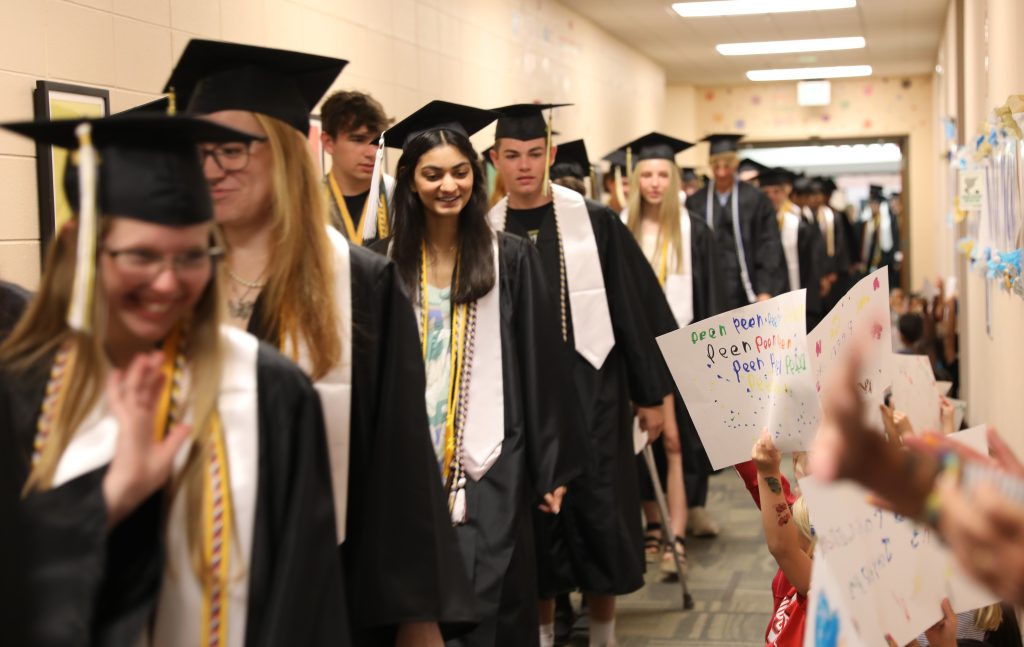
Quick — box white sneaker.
[687,506,720,538]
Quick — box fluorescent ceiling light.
[672,0,856,17]
[717,36,865,56]
[746,65,872,81]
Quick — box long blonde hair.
[792,497,816,556]
[625,159,684,272]
[0,217,225,582]
[252,113,340,380]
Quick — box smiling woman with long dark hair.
[376,100,583,647]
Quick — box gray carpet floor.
[568,470,779,646]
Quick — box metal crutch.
[642,444,694,610]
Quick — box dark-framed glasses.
[102,246,224,281]
[198,141,257,172]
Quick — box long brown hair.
[251,113,340,379]
[0,218,225,583]
[625,159,684,271]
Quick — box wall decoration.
[32,81,110,262]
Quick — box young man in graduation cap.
[758,167,825,330]
[601,152,630,214]
[808,176,855,310]
[549,138,593,198]
[858,184,902,288]
[685,134,787,311]
[679,167,702,198]
[319,90,396,246]
[488,104,675,647]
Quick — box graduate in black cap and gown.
[858,184,902,287]
[370,100,583,647]
[165,39,476,645]
[679,166,702,198]
[758,167,825,329]
[549,138,594,199]
[612,132,723,570]
[487,104,674,647]
[686,134,787,311]
[0,114,347,646]
[808,176,855,309]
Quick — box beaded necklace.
[419,241,476,523]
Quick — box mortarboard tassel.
[167,87,176,116]
[362,136,387,242]
[613,165,626,209]
[542,108,553,196]
[68,123,99,333]
[588,163,598,201]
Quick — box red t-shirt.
[765,578,807,646]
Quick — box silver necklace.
[225,265,264,321]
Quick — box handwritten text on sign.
[658,290,819,469]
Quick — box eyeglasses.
[198,142,259,172]
[102,246,224,281]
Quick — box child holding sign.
[751,431,813,646]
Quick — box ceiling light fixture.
[717,36,865,56]
[746,65,872,81]
[672,0,856,18]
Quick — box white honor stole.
[859,201,893,261]
[285,226,353,544]
[619,208,693,454]
[779,207,802,291]
[489,183,615,369]
[398,236,505,483]
[50,326,262,647]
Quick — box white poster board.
[657,290,819,469]
[892,354,940,434]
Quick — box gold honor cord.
[327,172,388,246]
[419,242,467,483]
[657,238,669,287]
[201,413,232,647]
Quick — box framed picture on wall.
[308,114,330,176]
[32,81,110,260]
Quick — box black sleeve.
[751,190,788,297]
[800,219,825,320]
[593,206,673,407]
[690,214,725,320]
[508,235,586,496]
[345,253,478,639]
[248,345,349,646]
[20,469,108,647]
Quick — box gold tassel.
[167,87,177,116]
[588,163,598,200]
[68,123,99,333]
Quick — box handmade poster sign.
[801,458,997,646]
[657,290,818,469]
[808,268,892,421]
[892,354,940,434]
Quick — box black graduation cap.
[2,115,260,226]
[380,100,497,149]
[791,175,813,195]
[702,133,745,156]
[164,39,347,134]
[869,184,886,201]
[680,166,699,183]
[602,149,627,174]
[117,96,170,116]
[550,139,591,180]
[757,167,795,187]
[738,157,770,177]
[611,132,693,165]
[822,177,838,196]
[492,103,571,141]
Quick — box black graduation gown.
[248,245,478,643]
[797,213,826,330]
[858,208,902,288]
[1,342,348,647]
[687,182,787,311]
[501,199,673,596]
[817,205,856,311]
